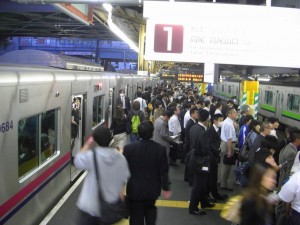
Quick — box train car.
[212,79,300,128]
[0,60,157,225]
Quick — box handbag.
[223,154,236,165]
[190,149,210,174]
[93,150,128,224]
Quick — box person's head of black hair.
[204,100,211,107]
[136,91,142,98]
[213,113,223,121]
[267,117,279,124]
[92,126,113,147]
[198,109,210,122]
[162,110,173,118]
[138,121,154,140]
[245,115,254,123]
[290,129,300,143]
[261,135,278,150]
[254,148,273,169]
[189,107,198,115]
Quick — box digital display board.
[177,73,204,83]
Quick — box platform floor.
[42,162,241,225]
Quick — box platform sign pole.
[242,92,247,106]
[254,93,259,119]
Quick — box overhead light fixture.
[257,77,270,82]
[102,3,139,53]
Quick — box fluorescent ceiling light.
[258,77,270,81]
[103,3,112,12]
[103,3,139,53]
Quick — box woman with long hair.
[240,164,277,225]
[110,105,128,152]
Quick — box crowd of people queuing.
[74,80,300,225]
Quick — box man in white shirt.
[219,107,238,191]
[278,170,300,225]
[168,106,181,166]
[134,91,147,113]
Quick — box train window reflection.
[18,109,59,178]
[264,91,273,105]
[287,94,300,112]
[93,95,104,127]
[41,109,57,163]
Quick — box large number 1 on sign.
[154,24,184,53]
[163,27,173,51]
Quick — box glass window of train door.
[18,115,39,178]
[287,94,300,112]
[92,95,104,127]
[264,90,273,105]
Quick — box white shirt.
[213,124,219,133]
[214,109,222,115]
[134,97,147,112]
[270,129,278,138]
[220,117,237,142]
[168,114,181,135]
[183,110,191,128]
[278,171,300,213]
[291,151,300,175]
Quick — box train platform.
[40,162,241,225]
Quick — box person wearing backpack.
[128,101,145,143]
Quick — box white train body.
[0,64,157,225]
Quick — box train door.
[275,90,283,119]
[71,94,86,181]
[107,88,115,127]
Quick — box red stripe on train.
[0,152,71,218]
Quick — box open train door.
[70,93,86,181]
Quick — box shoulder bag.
[239,131,252,162]
[93,150,128,224]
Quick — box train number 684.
[1,121,13,133]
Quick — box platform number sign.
[154,24,184,53]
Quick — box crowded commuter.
[238,105,251,128]
[74,126,130,225]
[220,107,238,191]
[128,101,145,143]
[123,121,171,225]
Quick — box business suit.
[278,143,297,189]
[123,140,170,225]
[116,95,131,114]
[153,116,172,159]
[184,118,197,183]
[203,125,222,198]
[189,123,211,211]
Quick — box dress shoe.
[201,202,215,209]
[189,209,207,215]
[220,187,233,192]
[213,194,229,201]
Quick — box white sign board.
[144,1,300,68]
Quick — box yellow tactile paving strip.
[113,200,224,225]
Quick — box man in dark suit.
[184,107,199,184]
[188,109,215,216]
[202,113,228,201]
[123,121,171,225]
[116,89,131,115]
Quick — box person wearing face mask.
[116,89,131,115]
[202,113,228,201]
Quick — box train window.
[287,94,300,112]
[221,84,224,92]
[41,109,57,163]
[264,90,273,105]
[18,109,58,178]
[93,95,105,127]
[228,85,232,94]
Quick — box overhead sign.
[144,1,300,68]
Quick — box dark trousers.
[189,172,209,210]
[129,199,157,225]
[170,143,179,162]
[290,209,300,225]
[75,209,108,225]
[209,162,219,198]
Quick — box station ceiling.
[0,0,299,78]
